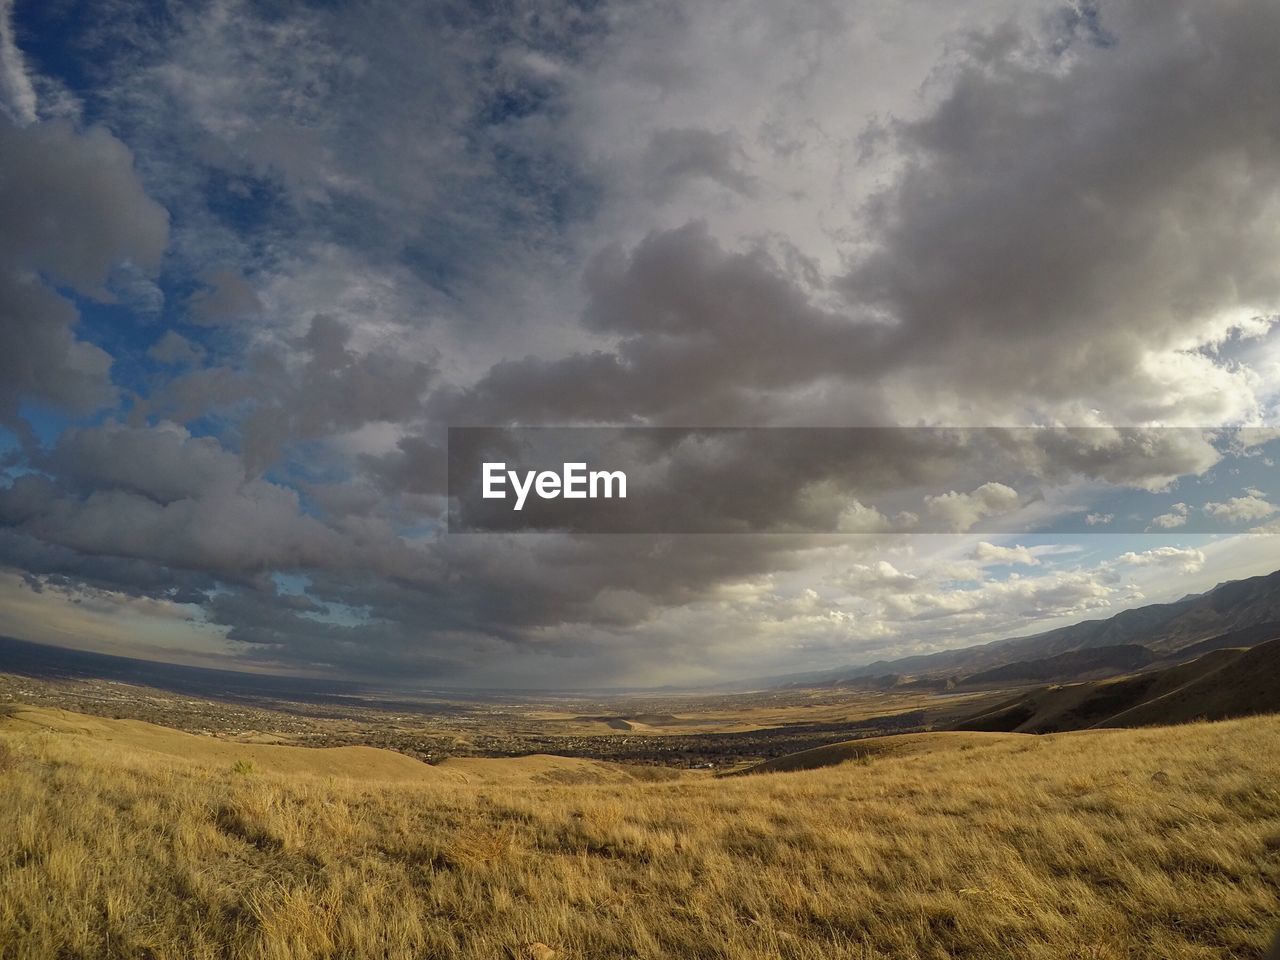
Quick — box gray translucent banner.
[447,427,1280,534]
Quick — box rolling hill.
[0,704,444,782]
[952,636,1280,734]
[0,705,676,785]
[5,701,1278,958]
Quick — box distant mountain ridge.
[770,569,1280,688]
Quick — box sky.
[0,0,1278,689]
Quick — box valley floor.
[2,709,1278,959]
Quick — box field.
[3,703,1279,959]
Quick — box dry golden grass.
[2,707,1279,959]
[731,730,1041,775]
[0,706,444,783]
[0,707,681,787]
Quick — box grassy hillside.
[955,638,1280,734]
[0,706,678,787]
[1105,639,1280,728]
[2,707,1279,959]
[0,706,443,783]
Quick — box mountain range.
[769,568,1280,688]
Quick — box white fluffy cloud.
[971,542,1039,567]
[925,483,1021,533]
[1150,503,1190,530]
[1116,546,1206,574]
[1203,495,1279,524]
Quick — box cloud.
[0,117,168,434]
[1008,428,1221,492]
[834,500,894,534]
[971,542,1039,566]
[443,0,1280,432]
[42,422,244,504]
[188,267,262,326]
[147,331,207,367]
[844,560,919,594]
[1116,546,1206,574]
[0,119,167,293]
[1150,503,1189,530]
[444,221,890,425]
[642,128,756,199]
[838,0,1280,422]
[0,0,36,123]
[3,425,351,580]
[1203,494,1279,524]
[925,482,1020,533]
[147,314,436,473]
[871,567,1121,628]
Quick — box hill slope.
[0,705,673,785]
[1104,638,1280,728]
[0,705,446,782]
[736,730,1026,774]
[3,708,1278,959]
[952,637,1280,734]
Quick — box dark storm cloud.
[0,119,167,292]
[124,528,819,679]
[0,476,340,580]
[361,435,449,499]
[0,528,215,604]
[202,578,507,678]
[441,221,890,425]
[144,314,436,473]
[239,316,437,473]
[4,424,394,586]
[43,424,245,504]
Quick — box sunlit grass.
[2,714,1278,959]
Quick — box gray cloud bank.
[0,117,167,439]
[2,0,1280,685]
